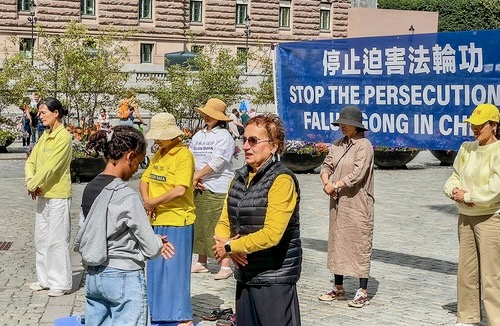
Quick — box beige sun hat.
[195,98,233,122]
[145,113,183,140]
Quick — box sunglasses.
[242,136,271,147]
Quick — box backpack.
[117,100,131,119]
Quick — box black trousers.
[235,282,301,326]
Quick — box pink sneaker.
[348,288,369,308]
[318,287,346,301]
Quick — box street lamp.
[409,25,415,35]
[244,14,251,73]
[27,0,37,66]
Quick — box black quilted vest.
[227,159,302,285]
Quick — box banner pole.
[271,43,278,115]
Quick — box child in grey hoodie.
[74,125,174,326]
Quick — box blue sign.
[275,30,500,150]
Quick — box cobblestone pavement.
[0,142,488,325]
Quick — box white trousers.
[35,197,72,291]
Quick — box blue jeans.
[86,266,148,326]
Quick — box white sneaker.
[454,323,479,326]
[29,282,48,291]
[47,289,68,297]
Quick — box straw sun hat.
[195,98,232,122]
[145,113,183,140]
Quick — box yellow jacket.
[25,124,72,198]
[215,173,297,253]
[141,143,196,226]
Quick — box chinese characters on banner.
[276,30,500,150]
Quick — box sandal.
[201,308,234,321]
[318,287,346,301]
[216,313,236,326]
[348,288,370,308]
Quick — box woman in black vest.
[213,114,302,326]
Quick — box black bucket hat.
[331,106,368,131]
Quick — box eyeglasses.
[242,136,271,147]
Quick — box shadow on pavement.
[192,293,225,325]
[302,237,457,275]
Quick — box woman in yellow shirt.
[444,103,500,326]
[213,114,302,326]
[25,97,73,297]
[140,113,195,326]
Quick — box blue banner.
[275,30,500,150]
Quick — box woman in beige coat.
[318,106,375,308]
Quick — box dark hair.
[86,125,146,161]
[491,121,500,139]
[246,113,286,155]
[38,97,68,118]
[215,120,227,129]
[21,97,31,108]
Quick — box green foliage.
[144,43,246,130]
[0,22,130,131]
[248,46,275,107]
[378,0,500,32]
[34,22,130,128]
[0,48,36,114]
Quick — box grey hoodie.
[74,177,162,270]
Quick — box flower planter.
[374,149,420,169]
[71,157,106,183]
[0,138,14,153]
[430,150,458,166]
[281,152,327,173]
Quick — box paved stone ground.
[0,141,488,325]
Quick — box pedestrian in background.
[444,103,500,326]
[318,106,374,308]
[31,93,42,142]
[228,109,244,139]
[140,113,196,326]
[25,97,73,297]
[190,98,235,280]
[97,108,111,132]
[74,125,174,326]
[20,97,32,147]
[213,114,302,326]
[117,88,147,127]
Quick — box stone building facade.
[0,0,352,73]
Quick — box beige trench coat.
[320,135,374,278]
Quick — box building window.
[279,1,291,28]
[351,0,377,8]
[17,0,30,11]
[141,43,153,63]
[236,3,248,26]
[139,0,152,20]
[191,45,204,54]
[190,0,203,23]
[320,3,331,31]
[81,0,95,16]
[20,38,34,57]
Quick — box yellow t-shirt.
[25,124,72,198]
[141,142,196,226]
[214,173,298,254]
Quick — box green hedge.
[378,0,500,32]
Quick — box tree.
[378,0,500,32]
[144,43,247,131]
[0,22,130,132]
[248,45,275,108]
[0,45,36,114]
[34,22,130,129]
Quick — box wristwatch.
[224,241,232,254]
